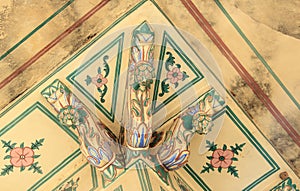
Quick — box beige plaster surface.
[0,0,299,189]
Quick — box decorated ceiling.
[0,0,299,191]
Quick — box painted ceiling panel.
[0,0,299,191]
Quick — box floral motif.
[58,105,80,127]
[159,52,189,97]
[133,63,155,83]
[85,55,110,103]
[42,80,118,171]
[210,149,234,168]
[181,92,214,135]
[192,99,212,133]
[92,73,108,88]
[167,67,183,84]
[200,141,245,178]
[1,139,44,176]
[10,147,34,167]
[126,22,155,150]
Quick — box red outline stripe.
[180,0,300,147]
[0,0,110,90]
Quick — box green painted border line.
[0,0,147,118]
[52,162,88,191]
[0,102,79,144]
[214,0,300,110]
[0,0,290,187]
[28,148,81,191]
[90,166,98,191]
[183,165,211,191]
[148,3,299,174]
[0,101,81,190]
[227,89,300,179]
[0,0,75,61]
[184,106,279,191]
[67,33,125,123]
[136,162,147,191]
[153,31,204,114]
[142,162,153,191]
[225,107,280,190]
[37,102,79,144]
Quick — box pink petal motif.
[170,77,178,84]
[10,147,23,158]
[96,74,103,79]
[10,157,23,167]
[176,72,183,80]
[211,158,221,168]
[100,77,108,86]
[23,147,34,158]
[220,159,233,168]
[167,71,174,79]
[92,77,98,85]
[223,149,234,160]
[10,147,35,167]
[172,67,180,73]
[21,157,34,167]
[92,74,105,88]
[212,149,223,158]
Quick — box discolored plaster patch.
[270,129,300,176]
[0,0,141,111]
[232,0,300,39]
[230,66,272,118]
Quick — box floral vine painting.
[85,55,110,103]
[1,139,44,176]
[200,140,245,178]
[159,52,189,97]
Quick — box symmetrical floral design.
[1,139,44,176]
[85,55,110,103]
[157,89,225,171]
[127,21,155,149]
[181,92,214,135]
[159,52,189,97]
[57,177,80,191]
[10,147,35,167]
[58,105,80,128]
[201,141,245,178]
[210,149,234,168]
[167,67,184,84]
[42,80,118,171]
[132,63,155,83]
